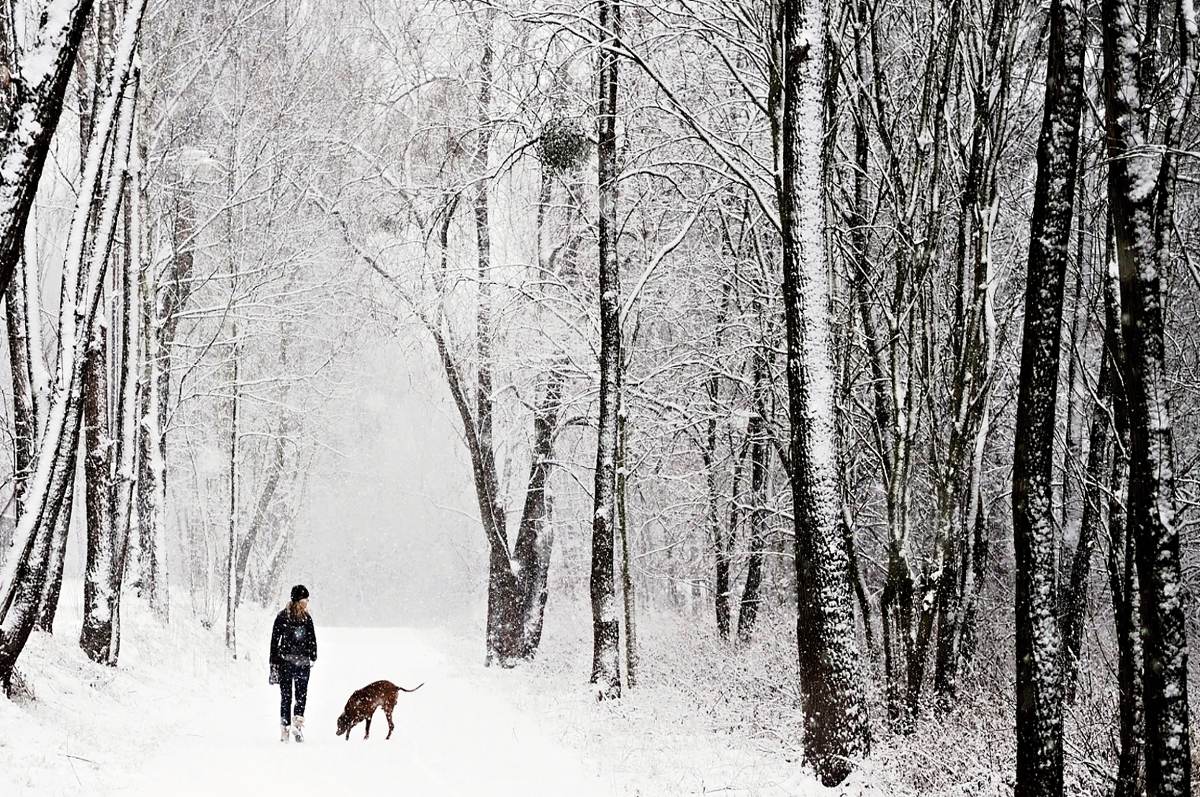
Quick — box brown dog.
[335,680,424,740]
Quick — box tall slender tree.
[1100,0,1196,789]
[1010,0,1085,790]
[774,0,870,785]
[590,0,622,700]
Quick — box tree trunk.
[83,107,143,664]
[1099,228,1145,797]
[224,332,240,653]
[1100,0,1195,789]
[736,345,768,643]
[1010,0,1084,791]
[6,260,37,518]
[590,0,622,701]
[0,19,141,684]
[35,447,76,633]
[134,183,168,614]
[0,0,97,297]
[773,0,870,784]
[617,402,638,686]
[1059,344,1112,700]
[513,366,563,659]
[232,425,286,623]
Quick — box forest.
[0,0,1196,794]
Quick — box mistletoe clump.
[537,117,589,174]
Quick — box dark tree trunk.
[1100,242,1144,797]
[706,284,734,640]
[736,346,769,643]
[512,366,564,660]
[0,500,56,693]
[712,446,732,639]
[589,0,622,701]
[773,0,871,785]
[6,261,37,518]
[1010,0,1084,792]
[616,403,638,685]
[1100,0,1194,789]
[1059,344,1112,700]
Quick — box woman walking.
[269,584,318,742]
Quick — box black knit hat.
[290,584,309,602]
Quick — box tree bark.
[0,15,142,685]
[590,0,622,701]
[736,345,769,643]
[773,0,870,784]
[513,365,564,660]
[617,401,638,685]
[1100,228,1144,797]
[1010,0,1084,791]
[6,258,37,518]
[1059,342,1112,700]
[224,332,240,653]
[1100,0,1195,789]
[0,0,97,298]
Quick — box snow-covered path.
[121,627,615,796]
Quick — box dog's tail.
[397,682,424,693]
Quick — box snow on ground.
[1,586,864,796]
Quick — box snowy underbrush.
[448,598,878,795]
[0,582,251,795]
[859,629,1132,797]
[458,595,1193,796]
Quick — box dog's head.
[335,712,350,737]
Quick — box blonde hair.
[286,599,308,620]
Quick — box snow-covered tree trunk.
[232,419,286,622]
[773,0,870,784]
[82,83,143,662]
[1100,0,1196,788]
[513,364,564,660]
[0,0,97,296]
[0,4,143,687]
[1010,0,1084,790]
[133,179,170,613]
[6,257,38,518]
[589,0,622,702]
[3,0,38,520]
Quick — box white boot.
[280,723,290,743]
[293,715,305,743]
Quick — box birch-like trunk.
[589,0,622,701]
[0,0,97,296]
[0,8,143,685]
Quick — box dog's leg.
[385,706,394,739]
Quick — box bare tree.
[1100,0,1196,788]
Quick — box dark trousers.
[278,662,310,725]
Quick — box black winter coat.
[270,610,317,667]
